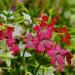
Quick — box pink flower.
[24,32,35,49]
[0,26,14,39]
[32,37,39,48]
[0,24,19,55]
[48,44,69,71]
[33,26,40,33]
[33,23,53,40]
[33,15,55,40]
[5,30,13,38]
[6,38,15,47]
[6,38,20,55]
[7,40,20,55]
[5,26,14,39]
[25,41,35,49]
[37,28,52,40]
[10,44,20,55]
[37,40,53,52]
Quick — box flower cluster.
[25,15,72,71]
[0,23,20,55]
[54,27,71,46]
[0,15,72,72]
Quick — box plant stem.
[42,69,44,75]
[34,63,41,75]
[22,49,26,59]
[34,53,45,75]
[0,67,11,70]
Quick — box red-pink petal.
[55,44,61,51]
[42,15,49,22]
[60,49,68,55]
[48,50,56,57]
[5,30,13,38]
[45,40,53,49]
[25,41,35,49]
[50,56,56,64]
[38,41,45,52]
[56,55,64,65]
[40,21,46,27]
[9,44,20,55]
[33,26,40,32]
[6,38,15,46]
[38,30,52,40]
[26,32,33,39]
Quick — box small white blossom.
[22,12,32,25]
[13,25,23,37]
[0,13,7,21]
[0,10,14,21]
[24,51,31,57]
[19,42,25,50]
